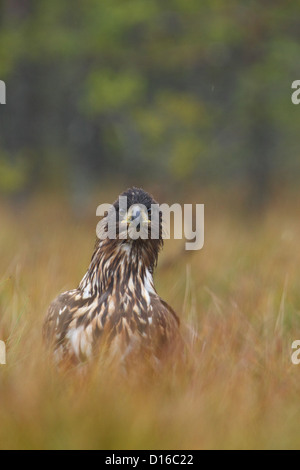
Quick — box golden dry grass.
[1,187,300,449]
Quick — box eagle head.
[97,187,163,272]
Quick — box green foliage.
[84,69,145,114]
[0,152,29,194]
[0,0,300,195]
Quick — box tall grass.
[0,188,300,449]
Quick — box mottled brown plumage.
[43,187,180,369]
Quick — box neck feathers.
[79,239,157,298]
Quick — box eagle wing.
[43,289,86,364]
[43,289,181,368]
[99,293,181,368]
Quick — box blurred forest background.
[2,0,300,451]
[1,0,300,208]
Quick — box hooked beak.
[121,204,150,226]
